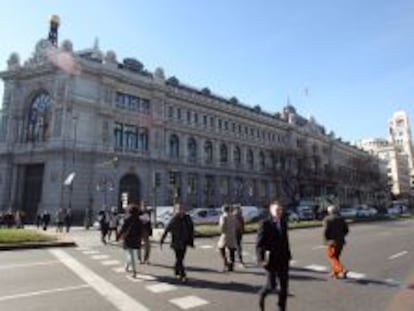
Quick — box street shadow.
[155,275,267,295]
[342,277,402,290]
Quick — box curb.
[0,240,77,251]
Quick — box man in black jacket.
[160,203,194,283]
[256,201,292,311]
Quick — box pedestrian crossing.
[75,246,210,310]
[74,245,405,310]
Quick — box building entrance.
[22,164,44,222]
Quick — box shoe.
[132,272,137,278]
[338,271,348,279]
[259,295,265,311]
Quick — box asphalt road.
[0,219,413,311]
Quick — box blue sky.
[1,0,414,142]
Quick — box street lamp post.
[68,115,78,212]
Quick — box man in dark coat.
[117,204,142,278]
[160,203,194,283]
[256,201,292,311]
[323,205,349,279]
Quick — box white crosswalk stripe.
[305,264,328,272]
[82,250,100,255]
[170,296,209,310]
[102,260,121,266]
[346,271,366,280]
[91,255,110,260]
[146,283,177,293]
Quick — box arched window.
[233,146,241,166]
[220,144,228,165]
[27,92,53,142]
[259,151,265,171]
[188,137,197,162]
[204,140,213,164]
[169,134,179,158]
[247,149,254,170]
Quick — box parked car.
[149,206,175,228]
[240,206,262,223]
[287,210,299,222]
[340,207,357,218]
[355,205,378,218]
[188,208,221,225]
[387,205,407,215]
[296,205,315,221]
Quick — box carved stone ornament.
[154,67,165,81]
[104,50,117,64]
[61,39,73,53]
[7,53,21,70]
[24,39,53,68]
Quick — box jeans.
[125,248,139,274]
[139,231,151,262]
[174,247,187,277]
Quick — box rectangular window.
[218,119,222,129]
[168,106,174,119]
[232,122,236,132]
[224,121,228,130]
[194,113,198,124]
[203,115,207,126]
[114,122,124,149]
[187,110,191,123]
[210,116,214,127]
[177,108,182,120]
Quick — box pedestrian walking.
[64,208,72,233]
[98,209,109,244]
[323,205,349,279]
[256,201,292,311]
[56,208,65,233]
[217,204,237,272]
[117,204,142,278]
[42,210,51,231]
[36,211,42,229]
[160,203,194,283]
[139,201,152,264]
[233,204,245,267]
[107,206,119,241]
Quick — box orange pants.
[327,244,346,276]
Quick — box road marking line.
[112,267,126,273]
[82,250,100,255]
[0,285,89,302]
[76,247,91,251]
[50,249,150,311]
[91,255,110,260]
[0,260,59,270]
[102,260,121,266]
[200,245,213,249]
[146,283,177,293]
[126,276,143,282]
[388,251,408,260]
[305,265,328,272]
[347,272,366,280]
[136,274,157,281]
[170,296,209,310]
[312,245,325,250]
[290,260,298,266]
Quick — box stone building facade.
[0,25,385,222]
